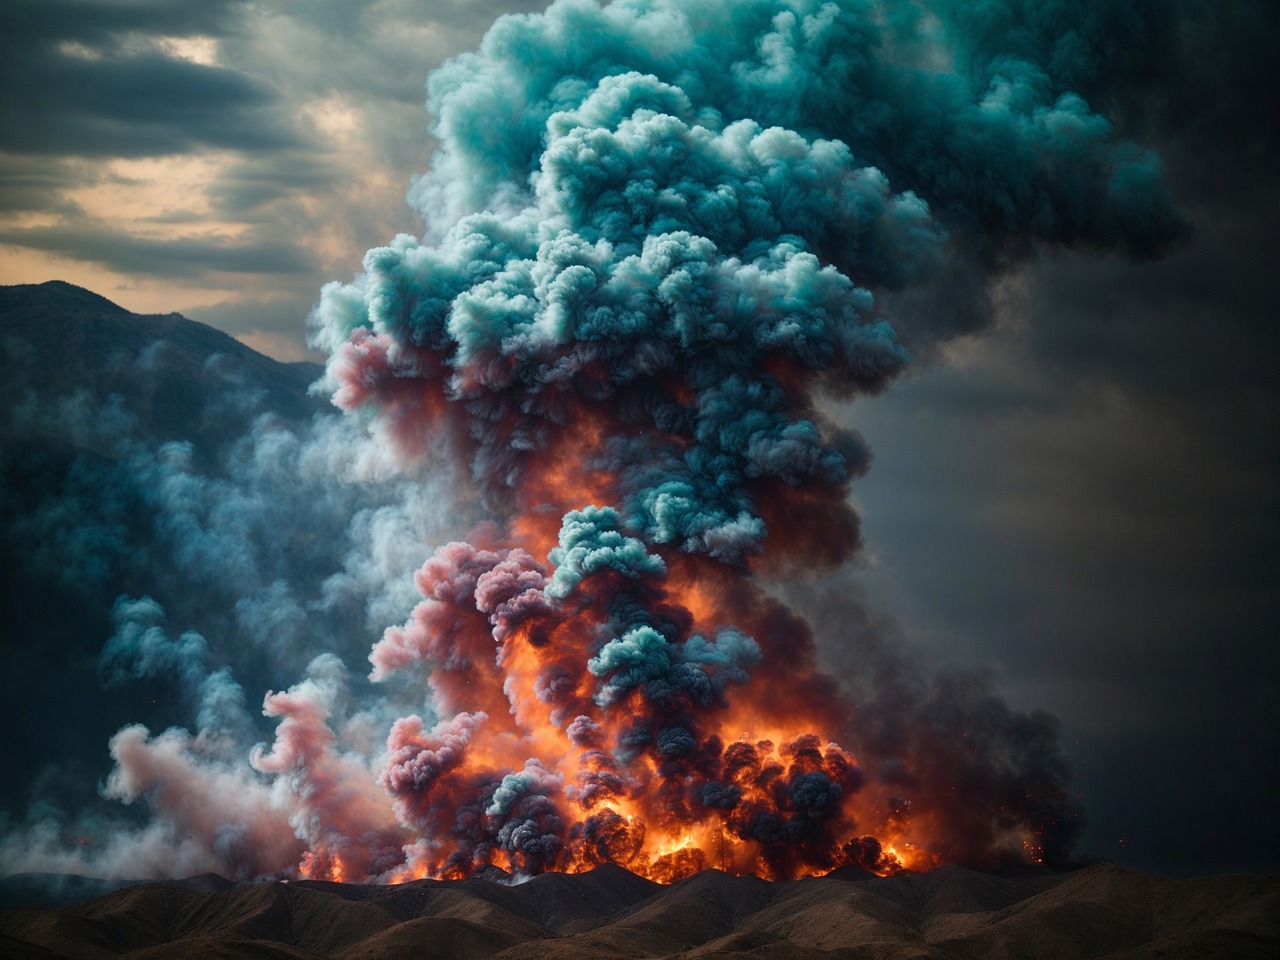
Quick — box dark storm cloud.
[0,0,328,339]
[0,0,558,356]
[0,155,87,215]
[207,154,339,217]
[1023,226,1280,403]
[0,219,315,277]
[0,1,295,159]
[4,0,241,41]
[846,352,1279,874]
[1019,0,1280,402]
[0,54,288,157]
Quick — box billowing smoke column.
[298,0,1179,881]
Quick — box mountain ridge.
[0,281,325,451]
[1,863,1276,959]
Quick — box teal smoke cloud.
[297,0,1186,876]
[313,0,1180,571]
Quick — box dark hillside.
[1,864,1275,959]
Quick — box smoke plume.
[300,0,1178,880]
[2,0,1183,883]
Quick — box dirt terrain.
[2,863,1276,959]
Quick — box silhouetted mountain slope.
[1,864,1275,959]
[0,281,323,453]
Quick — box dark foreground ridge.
[2,863,1276,959]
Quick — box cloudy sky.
[1,0,546,359]
[2,0,1277,877]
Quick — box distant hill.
[0,281,324,452]
[1,863,1276,958]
